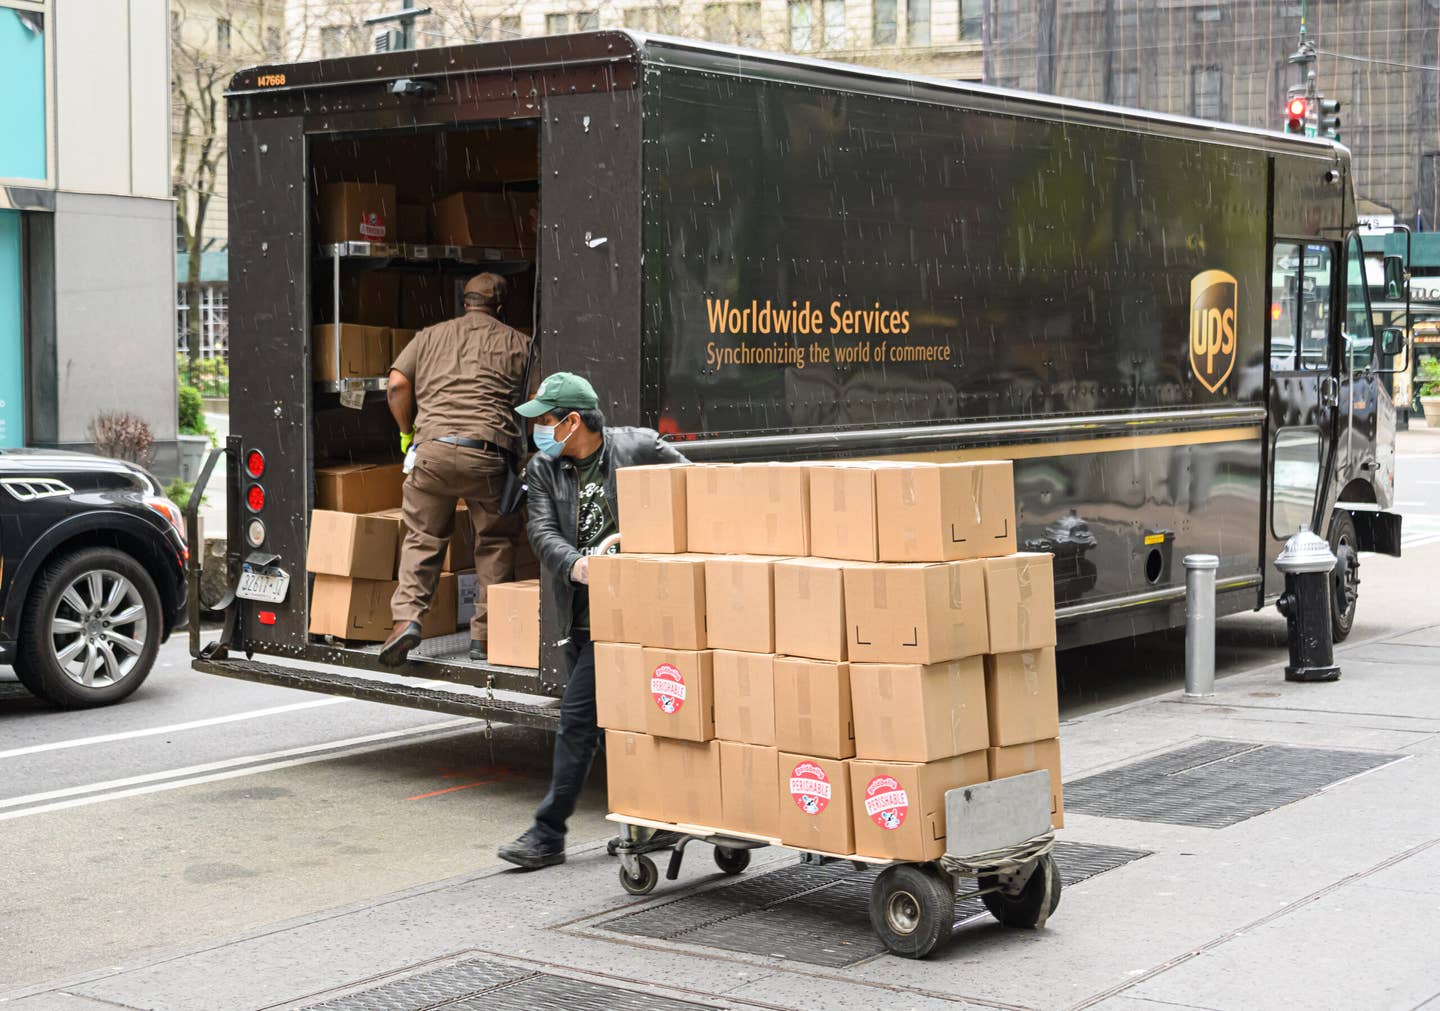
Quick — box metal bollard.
[1183,554,1219,698]
[1274,526,1341,682]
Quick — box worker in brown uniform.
[379,272,529,667]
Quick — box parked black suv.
[0,449,187,707]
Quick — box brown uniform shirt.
[391,308,530,454]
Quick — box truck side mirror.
[1383,254,1406,300]
[1379,327,1405,356]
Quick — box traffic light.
[1320,98,1341,140]
[1284,92,1309,134]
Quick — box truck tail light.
[246,483,266,512]
[245,449,266,479]
[245,518,266,547]
[258,610,277,625]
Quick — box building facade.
[0,0,178,468]
[986,0,1440,228]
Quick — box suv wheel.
[16,548,162,708]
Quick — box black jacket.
[525,426,687,639]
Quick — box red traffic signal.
[1284,95,1308,134]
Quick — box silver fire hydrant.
[1274,526,1341,683]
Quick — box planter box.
[176,433,211,484]
[1423,396,1440,430]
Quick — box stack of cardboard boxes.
[595,460,1062,862]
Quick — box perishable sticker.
[359,211,386,239]
[650,662,685,715]
[789,761,832,816]
[864,775,909,831]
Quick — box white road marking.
[0,718,475,820]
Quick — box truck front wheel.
[1327,510,1359,643]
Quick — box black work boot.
[498,828,565,870]
[379,620,422,667]
[469,640,487,662]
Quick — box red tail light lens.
[245,450,266,479]
[258,610,277,625]
[246,483,266,512]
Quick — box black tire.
[980,853,1062,928]
[869,863,956,959]
[620,855,659,895]
[1327,510,1359,643]
[714,846,750,875]
[16,548,162,709]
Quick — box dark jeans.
[531,631,600,846]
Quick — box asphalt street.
[1,427,1437,992]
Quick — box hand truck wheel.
[713,845,750,875]
[619,854,659,896]
[979,852,1061,928]
[868,863,956,959]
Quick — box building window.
[705,3,761,45]
[657,5,681,32]
[320,25,344,58]
[499,14,522,36]
[546,13,570,34]
[216,17,231,55]
[907,0,930,45]
[874,0,896,44]
[264,25,281,55]
[789,0,813,50]
[576,10,599,30]
[960,0,982,39]
[1191,64,1223,120]
[624,7,648,28]
[822,0,845,47]
[1111,67,1138,108]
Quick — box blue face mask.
[533,419,570,458]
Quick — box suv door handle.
[1319,376,1340,407]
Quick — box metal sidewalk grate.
[1063,739,1401,828]
[598,840,1150,968]
[302,957,719,1011]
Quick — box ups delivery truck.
[190,31,1407,727]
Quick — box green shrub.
[1418,358,1440,398]
[178,385,206,434]
[165,478,194,511]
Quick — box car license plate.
[236,567,290,604]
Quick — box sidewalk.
[6,624,1438,1011]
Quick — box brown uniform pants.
[391,440,519,642]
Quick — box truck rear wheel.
[1327,510,1359,643]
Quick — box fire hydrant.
[1274,526,1341,683]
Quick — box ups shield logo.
[1189,269,1238,394]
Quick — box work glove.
[399,430,414,453]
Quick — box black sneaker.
[498,828,565,870]
[469,640,487,662]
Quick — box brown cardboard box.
[364,507,405,577]
[704,556,778,653]
[488,580,540,669]
[740,463,810,555]
[842,560,989,664]
[642,647,715,742]
[720,742,780,839]
[809,463,882,562]
[984,553,1057,652]
[426,573,460,636]
[849,657,988,762]
[656,738,723,827]
[590,554,707,649]
[773,557,848,662]
[396,202,429,243]
[850,752,989,861]
[712,650,775,746]
[606,730,664,821]
[595,642,647,731]
[988,738,1065,829]
[443,509,475,572]
[773,658,855,760]
[318,182,396,244]
[306,510,397,580]
[984,648,1060,747]
[433,192,523,251]
[390,327,417,363]
[685,465,747,554]
[309,573,456,641]
[312,324,391,381]
[315,461,405,514]
[874,461,1018,562]
[616,464,688,553]
[337,271,401,328]
[399,274,452,330]
[778,753,854,854]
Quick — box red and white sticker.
[359,211,386,239]
[864,775,909,831]
[788,761,832,816]
[650,662,686,715]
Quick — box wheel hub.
[885,889,921,935]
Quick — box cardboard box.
[595,642,647,731]
[774,557,848,662]
[390,327,417,363]
[740,463,810,555]
[656,738,723,827]
[318,182,396,244]
[685,465,747,554]
[704,556,778,653]
[337,271,401,328]
[308,572,456,641]
[988,738,1065,829]
[589,554,707,649]
[773,658,855,760]
[428,573,459,637]
[617,464,688,553]
[399,274,453,330]
[642,647,715,742]
[850,752,989,861]
[809,462,889,562]
[312,324,391,381]
[984,553,1057,652]
[720,742,780,839]
[315,461,405,514]
[445,127,540,185]
[365,507,405,577]
[396,202,429,243]
[488,579,540,668]
[874,461,1017,562]
[433,192,523,252]
[444,508,475,572]
[606,730,664,821]
[306,509,397,580]
[850,657,987,762]
[985,648,1060,747]
[843,560,988,664]
[778,753,854,854]
[712,650,775,746]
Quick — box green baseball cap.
[515,371,600,418]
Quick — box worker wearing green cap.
[498,372,689,870]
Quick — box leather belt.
[435,435,510,457]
